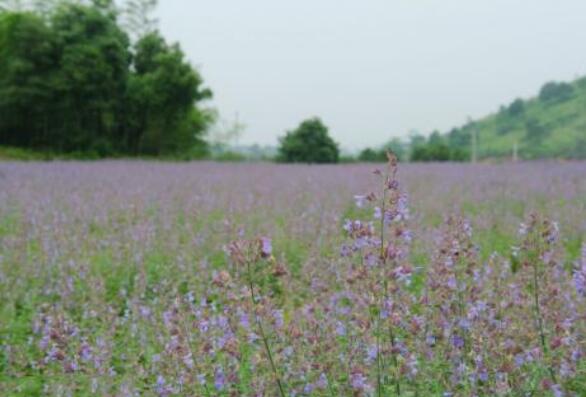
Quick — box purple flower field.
[0,160,585,396]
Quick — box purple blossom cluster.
[0,160,585,395]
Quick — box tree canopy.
[539,81,574,104]
[277,118,339,163]
[359,138,406,162]
[410,131,468,162]
[0,1,213,157]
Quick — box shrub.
[277,118,339,163]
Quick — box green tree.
[126,32,212,155]
[447,127,471,147]
[277,118,339,163]
[49,3,130,154]
[0,5,131,155]
[425,131,451,161]
[358,147,383,162]
[507,98,525,116]
[524,118,548,142]
[410,131,467,162]
[359,139,405,163]
[0,11,57,148]
[539,81,574,103]
[408,133,426,148]
[0,2,213,158]
[569,136,586,159]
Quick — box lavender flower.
[350,372,372,392]
[574,244,586,297]
[4,157,586,396]
[214,367,226,391]
[260,237,272,257]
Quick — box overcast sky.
[157,0,586,150]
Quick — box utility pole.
[468,117,477,163]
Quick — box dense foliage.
[361,133,467,163]
[409,131,468,162]
[0,1,212,157]
[358,139,406,163]
[539,81,575,104]
[1,160,585,396]
[277,117,339,163]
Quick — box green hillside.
[446,76,586,160]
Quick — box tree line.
[277,118,468,164]
[0,0,213,158]
[2,1,581,162]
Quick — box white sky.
[157,0,586,149]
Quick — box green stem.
[325,372,336,397]
[376,310,383,397]
[531,258,557,384]
[247,261,287,397]
[389,324,401,396]
[376,177,387,397]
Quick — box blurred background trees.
[0,0,213,158]
[409,131,468,162]
[358,138,407,162]
[539,81,574,104]
[1,1,585,162]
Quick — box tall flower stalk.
[516,214,560,386]
[378,153,404,397]
[226,237,287,397]
[345,152,413,396]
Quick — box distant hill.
[446,76,586,160]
